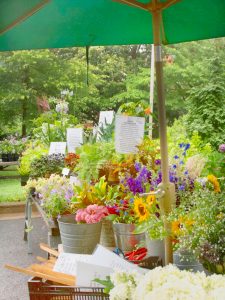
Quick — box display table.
[24,191,61,254]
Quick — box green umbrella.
[0,0,224,264]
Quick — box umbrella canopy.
[0,0,224,51]
[0,0,224,264]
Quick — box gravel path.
[0,217,47,300]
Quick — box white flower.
[109,283,132,300]
[110,265,225,300]
[207,287,225,300]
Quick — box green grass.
[0,179,25,202]
[0,165,19,177]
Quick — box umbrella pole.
[152,9,176,265]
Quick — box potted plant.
[71,177,119,247]
[30,153,65,178]
[18,142,48,185]
[58,204,108,254]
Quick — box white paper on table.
[93,245,147,275]
[115,115,145,154]
[76,261,113,287]
[49,142,67,155]
[67,128,83,153]
[53,253,94,276]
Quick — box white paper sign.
[62,168,70,176]
[99,111,114,129]
[76,261,113,287]
[67,128,83,153]
[49,142,67,155]
[93,245,147,275]
[53,253,93,276]
[115,115,145,154]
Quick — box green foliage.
[202,151,225,189]
[18,142,48,176]
[30,154,65,179]
[32,110,78,145]
[186,83,225,148]
[167,116,212,161]
[75,142,115,181]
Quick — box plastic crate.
[28,277,109,300]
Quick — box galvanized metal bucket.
[113,223,146,252]
[173,250,204,272]
[146,235,165,265]
[100,220,115,248]
[58,215,102,254]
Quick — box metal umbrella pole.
[152,6,176,265]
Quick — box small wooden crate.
[28,277,110,300]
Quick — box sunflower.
[207,174,221,193]
[171,219,182,236]
[134,198,149,222]
[146,195,156,206]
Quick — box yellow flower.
[134,198,149,222]
[171,217,194,236]
[171,219,182,236]
[146,195,156,206]
[207,174,221,193]
[217,212,224,220]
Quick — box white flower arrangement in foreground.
[109,265,225,300]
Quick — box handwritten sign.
[49,142,66,155]
[115,115,145,154]
[53,253,93,276]
[67,128,83,153]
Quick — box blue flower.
[172,164,177,169]
[178,184,185,191]
[179,161,184,165]
[184,143,190,151]
[179,143,184,148]
[174,155,179,159]
[184,170,188,175]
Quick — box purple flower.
[172,164,177,169]
[178,184,185,191]
[174,155,179,160]
[134,162,141,172]
[219,144,225,153]
[155,159,161,165]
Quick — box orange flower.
[207,174,221,193]
[144,107,151,115]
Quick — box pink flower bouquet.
[75,204,108,224]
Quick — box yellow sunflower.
[171,219,182,236]
[207,174,221,193]
[134,198,149,222]
[146,195,156,206]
